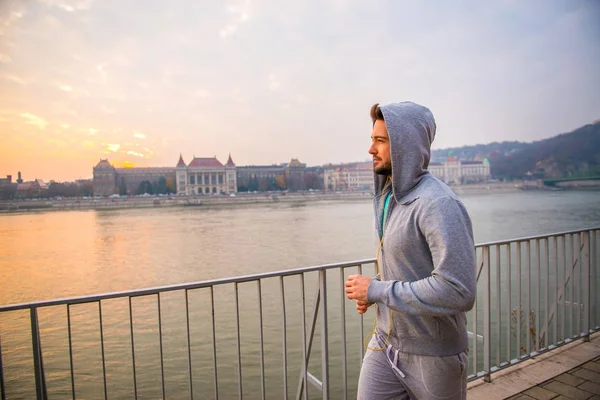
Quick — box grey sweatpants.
[357,335,468,400]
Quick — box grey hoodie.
[367,101,477,356]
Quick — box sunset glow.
[1,0,599,182]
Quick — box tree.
[157,177,167,194]
[136,180,153,195]
[304,172,323,190]
[165,176,176,193]
[119,181,127,196]
[275,175,286,190]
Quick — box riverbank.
[1,182,592,214]
[0,191,374,213]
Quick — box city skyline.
[1,0,599,182]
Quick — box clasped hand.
[344,274,373,314]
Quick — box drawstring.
[386,345,406,378]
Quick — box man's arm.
[366,196,477,316]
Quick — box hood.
[374,101,436,200]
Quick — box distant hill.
[432,121,600,180]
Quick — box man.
[345,102,476,399]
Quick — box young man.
[345,102,477,399]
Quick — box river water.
[0,190,599,399]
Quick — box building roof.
[94,159,114,169]
[188,157,224,168]
[115,167,176,174]
[462,161,485,165]
[176,154,186,168]
[355,162,372,169]
[226,153,236,167]
[287,158,305,168]
[35,179,50,189]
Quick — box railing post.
[482,246,492,383]
[0,332,6,400]
[319,269,330,399]
[30,307,47,400]
[582,232,590,342]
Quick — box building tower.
[176,154,187,195]
[225,153,237,193]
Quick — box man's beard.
[374,161,392,176]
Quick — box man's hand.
[345,274,372,303]
[355,300,373,314]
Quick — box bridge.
[0,227,598,399]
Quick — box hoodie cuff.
[367,279,387,303]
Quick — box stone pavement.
[506,357,600,400]
[468,333,600,399]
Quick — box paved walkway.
[468,333,600,399]
[506,357,600,400]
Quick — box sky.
[0,0,599,182]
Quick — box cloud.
[88,128,98,135]
[219,25,237,38]
[59,85,73,92]
[39,0,93,12]
[268,74,282,91]
[20,113,48,129]
[107,143,120,152]
[81,140,95,149]
[0,9,25,37]
[133,132,146,139]
[127,150,144,157]
[2,74,27,85]
[122,161,137,168]
[96,64,107,83]
[220,2,251,38]
[0,53,11,63]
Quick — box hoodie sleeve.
[367,196,477,316]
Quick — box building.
[323,157,491,190]
[176,154,237,195]
[93,159,176,196]
[284,158,307,192]
[323,162,374,191]
[92,160,117,196]
[236,158,309,192]
[0,175,12,185]
[236,165,286,192]
[429,157,491,184]
[15,179,49,198]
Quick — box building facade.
[323,162,374,191]
[323,158,491,191]
[176,154,237,195]
[236,158,309,192]
[92,160,177,196]
[429,157,491,184]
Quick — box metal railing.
[0,227,598,399]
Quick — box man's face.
[369,119,392,175]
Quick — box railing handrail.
[475,226,600,247]
[0,258,376,312]
[1,225,598,312]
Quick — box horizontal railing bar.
[0,259,376,311]
[475,226,600,248]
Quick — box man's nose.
[368,143,376,155]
